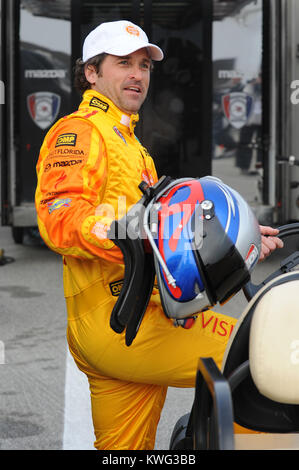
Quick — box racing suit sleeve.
[35,117,123,263]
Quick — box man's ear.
[84,64,97,85]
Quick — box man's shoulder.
[44,112,102,149]
[56,104,108,131]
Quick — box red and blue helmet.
[145,176,261,320]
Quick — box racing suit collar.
[80,89,139,135]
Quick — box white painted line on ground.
[63,348,95,450]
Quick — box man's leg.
[67,300,237,449]
[88,374,168,450]
[95,303,237,388]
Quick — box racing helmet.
[144,176,261,320]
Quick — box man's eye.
[119,60,129,65]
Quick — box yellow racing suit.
[35,89,241,450]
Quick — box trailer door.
[211,0,272,223]
[76,0,213,179]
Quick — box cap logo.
[126,25,140,36]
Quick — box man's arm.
[35,117,123,263]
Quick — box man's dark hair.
[74,53,107,95]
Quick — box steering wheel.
[243,223,299,301]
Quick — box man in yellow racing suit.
[35,20,283,450]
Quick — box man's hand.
[259,225,284,261]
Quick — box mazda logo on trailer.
[27,92,61,130]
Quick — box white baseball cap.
[82,20,164,63]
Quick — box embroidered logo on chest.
[89,96,109,112]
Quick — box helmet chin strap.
[143,202,177,288]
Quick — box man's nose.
[128,64,143,80]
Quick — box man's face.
[85,48,151,114]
